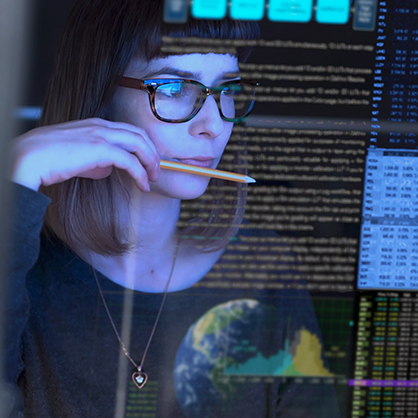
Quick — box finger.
[95,143,151,192]
[97,119,159,155]
[45,118,161,184]
[54,118,160,167]
[104,128,160,182]
[84,124,160,182]
[53,118,159,158]
[82,118,160,159]
[77,167,113,180]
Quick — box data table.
[358,149,418,290]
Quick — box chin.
[151,171,212,200]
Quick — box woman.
[5,0,340,416]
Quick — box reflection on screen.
[9,0,418,417]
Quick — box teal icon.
[268,0,313,22]
[230,0,265,20]
[316,0,350,24]
[163,0,189,23]
[191,0,227,19]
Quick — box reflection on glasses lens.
[155,82,202,121]
[154,80,255,122]
[219,82,255,121]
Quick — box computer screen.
[5,0,418,417]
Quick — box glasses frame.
[119,76,257,123]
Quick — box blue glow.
[316,0,350,24]
[230,0,265,20]
[191,0,227,19]
[268,0,313,22]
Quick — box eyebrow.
[140,66,240,81]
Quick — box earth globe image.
[173,299,278,417]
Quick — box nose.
[188,94,225,139]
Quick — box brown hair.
[39,0,259,256]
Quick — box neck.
[82,174,184,292]
[124,190,181,252]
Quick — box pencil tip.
[246,176,256,183]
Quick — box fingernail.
[150,161,160,182]
[145,183,151,192]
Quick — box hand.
[10,118,160,192]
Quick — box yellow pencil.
[160,160,256,184]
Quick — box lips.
[174,157,215,168]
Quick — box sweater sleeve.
[1,183,50,413]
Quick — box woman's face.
[109,53,239,200]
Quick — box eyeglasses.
[119,77,257,123]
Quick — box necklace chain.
[92,239,180,387]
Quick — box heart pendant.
[132,371,148,389]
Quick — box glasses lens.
[219,81,255,121]
[154,81,202,121]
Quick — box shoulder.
[10,181,51,217]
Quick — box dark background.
[23,0,376,116]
